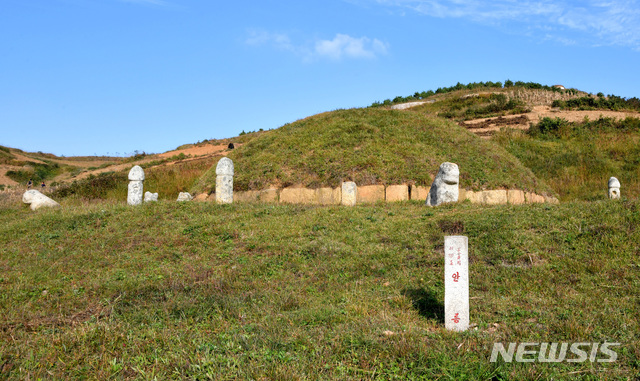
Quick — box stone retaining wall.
[201,184,558,205]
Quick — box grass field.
[1,199,638,380]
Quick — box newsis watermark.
[490,342,620,363]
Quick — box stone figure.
[608,177,620,199]
[426,162,459,207]
[22,190,60,211]
[216,158,234,204]
[127,165,145,206]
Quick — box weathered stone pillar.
[127,165,145,206]
[216,158,234,204]
[608,177,620,199]
[341,181,357,206]
[426,162,459,207]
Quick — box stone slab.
[316,187,341,205]
[525,192,545,203]
[507,190,525,205]
[357,185,385,203]
[410,185,429,201]
[482,190,508,205]
[259,189,279,203]
[280,187,317,204]
[386,185,409,202]
[544,195,560,204]
[234,190,260,203]
[444,236,469,332]
[464,190,483,204]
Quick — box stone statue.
[127,165,145,206]
[216,158,234,204]
[426,162,459,207]
[22,190,60,210]
[608,177,620,199]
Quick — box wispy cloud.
[315,34,388,59]
[363,0,640,49]
[246,30,389,61]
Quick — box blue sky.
[2,0,639,156]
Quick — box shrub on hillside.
[528,117,570,138]
[529,116,640,139]
[370,80,568,107]
[52,172,126,200]
[553,96,640,111]
[5,162,61,183]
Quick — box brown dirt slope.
[461,106,640,138]
[1,142,238,189]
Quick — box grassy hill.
[191,108,551,195]
[0,199,638,379]
[5,82,639,203]
[2,82,640,379]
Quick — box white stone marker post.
[341,181,357,206]
[216,157,234,204]
[444,235,469,331]
[127,165,145,206]
[608,177,620,200]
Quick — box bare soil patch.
[463,106,640,138]
[0,166,19,187]
[158,144,230,158]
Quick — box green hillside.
[191,108,551,195]
[495,117,640,201]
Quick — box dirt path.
[59,143,234,182]
[158,144,229,159]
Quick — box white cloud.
[245,30,298,53]
[363,0,640,48]
[315,34,388,60]
[246,30,388,61]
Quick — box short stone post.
[426,162,459,206]
[127,165,145,206]
[144,191,158,202]
[608,177,620,199]
[216,158,234,204]
[341,181,357,206]
[177,192,193,202]
[444,235,469,331]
